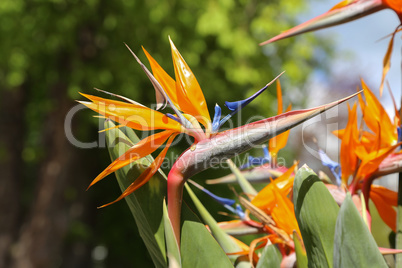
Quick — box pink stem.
[362,176,373,212]
[362,176,373,230]
[167,163,186,248]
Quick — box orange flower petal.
[248,235,273,265]
[371,185,397,205]
[169,38,211,129]
[271,184,300,236]
[142,47,179,107]
[332,128,345,139]
[370,187,397,232]
[384,0,402,14]
[88,130,175,189]
[252,163,297,209]
[269,104,292,156]
[80,93,182,132]
[277,80,283,115]
[340,103,359,183]
[269,81,292,156]
[360,80,397,147]
[380,28,398,95]
[356,142,401,179]
[98,134,177,208]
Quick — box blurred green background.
[0,0,334,267]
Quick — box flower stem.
[167,164,185,248]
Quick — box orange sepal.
[332,128,345,139]
[340,103,359,183]
[88,130,175,189]
[169,38,211,129]
[356,142,401,179]
[252,162,297,209]
[271,184,300,236]
[98,134,177,208]
[230,236,251,253]
[360,80,397,146]
[384,0,402,14]
[380,28,401,95]
[370,185,397,232]
[142,47,179,107]
[79,93,182,132]
[269,80,292,156]
[248,235,274,265]
[269,104,292,157]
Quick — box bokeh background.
[1,0,400,267]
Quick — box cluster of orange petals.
[333,80,400,231]
[335,80,400,186]
[79,39,212,206]
[251,163,300,237]
[223,164,300,265]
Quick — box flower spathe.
[261,0,402,46]
[262,0,402,95]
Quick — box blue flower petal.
[318,149,341,185]
[189,180,236,206]
[203,188,236,206]
[235,204,246,219]
[240,145,271,169]
[217,72,284,130]
[166,113,181,124]
[212,104,222,133]
[262,145,270,158]
[224,83,270,112]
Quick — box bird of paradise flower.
[318,80,401,233]
[79,38,359,245]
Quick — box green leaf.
[293,165,339,268]
[256,242,282,268]
[104,121,167,267]
[163,199,181,268]
[180,205,233,268]
[184,183,246,264]
[333,193,387,268]
[293,231,308,268]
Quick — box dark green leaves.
[293,165,387,268]
[333,193,387,267]
[255,242,282,268]
[104,120,167,267]
[293,165,339,267]
[180,206,233,268]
